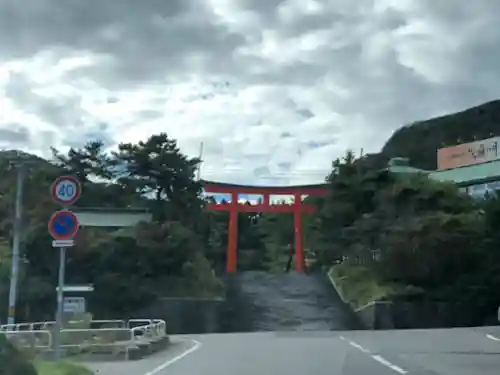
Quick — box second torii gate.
[202,181,328,273]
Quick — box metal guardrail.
[0,319,127,332]
[0,319,167,360]
[2,330,52,348]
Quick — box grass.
[34,360,94,375]
[329,263,411,310]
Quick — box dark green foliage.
[0,334,37,375]
[0,133,223,322]
[311,147,500,322]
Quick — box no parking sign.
[48,210,80,242]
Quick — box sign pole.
[49,175,82,361]
[53,246,66,361]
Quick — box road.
[85,326,500,375]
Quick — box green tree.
[51,140,113,182]
[312,150,394,266]
[113,133,201,223]
[0,132,228,322]
[51,140,140,208]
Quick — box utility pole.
[7,162,25,325]
[197,141,204,181]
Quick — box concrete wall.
[355,300,499,329]
[133,297,228,334]
[128,275,264,334]
[129,272,500,334]
[327,271,500,329]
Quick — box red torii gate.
[202,181,328,273]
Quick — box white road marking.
[371,355,408,374]
[340,336,408,374]
[486,333,500,342]
[142,339,202,375]
[340,335,370,353]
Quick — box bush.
[34,360,94,375]
[329,264,424,309]
[0,334,37,375]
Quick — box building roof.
[429,159,500,186]
[385,157,500,187]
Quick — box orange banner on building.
[437,137,500,170]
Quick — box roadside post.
[48,175,82,360]
[6,163,25,325]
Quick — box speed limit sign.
[51,175,82,206]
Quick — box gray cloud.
[0,0,196,57]
[1,0,500,184]
[63,123,115,149]
[4,73,86,128]
[0,0,245,89]
[0,124,31,145]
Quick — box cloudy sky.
[1,0,500,187]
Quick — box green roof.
[429,160,500,186]
[384,157,500,187]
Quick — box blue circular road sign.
[48,210,80,240]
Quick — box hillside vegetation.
[0,133,311,322]
[317,150,500,322]
[0,135,229,321]
[0,100,499,326]
[361,100,500,170]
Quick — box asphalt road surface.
[85,326,500,375]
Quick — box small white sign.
[52,239,75,248]
[56,285,94,293]
[63,297,86,314]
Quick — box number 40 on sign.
[51,175,82,206]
